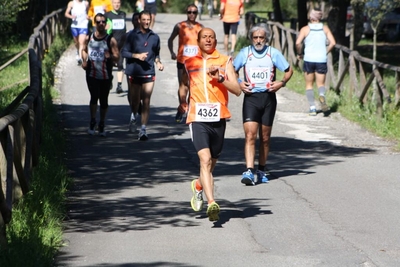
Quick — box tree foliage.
[0,0,29,23]
[0,0,68,45]
[352,0,400,30]
[351,0,400,61]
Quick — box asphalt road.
[54,13,400,267]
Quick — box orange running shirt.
[177,21,203,64]
[88,0,112,23]
[184,50,232,123]
[221,0,243,23]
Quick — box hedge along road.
[54,13,400,267]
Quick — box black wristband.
[218,75,225,83]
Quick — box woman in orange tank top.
[219,0,244,56]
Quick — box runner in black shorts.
[219,0,243,55]
[178,28,241,221]
[233,24,293,185]
[82,13,120,137]
[105,0,127,93]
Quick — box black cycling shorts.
[190,120,226,159]
[242,92,277,126]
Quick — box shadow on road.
[61,102,376,227]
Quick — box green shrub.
[0,32,71,267]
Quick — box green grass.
[0,33,71,267]
[0,42,30,111]
[0,43,29,87]
[236,35,400,149]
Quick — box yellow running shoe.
[190,179,203,212]
[206,202,220,222]
[319,95,330,112]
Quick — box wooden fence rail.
[0,8,67,248]
[245,13,400,112]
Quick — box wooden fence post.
[395,71,400,109]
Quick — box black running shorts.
[129,75,155,85]
[223,22,239,35]
[303,61,327,74]
[190,120,226,159]
[242,92,277,126]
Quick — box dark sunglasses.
[96,20,106,24]
[187,11,198,14]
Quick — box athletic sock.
[246,167,254,173]
[318,86,326,96]
[195,179,203,191]
[306,89,315,106]
[258,165,265,171]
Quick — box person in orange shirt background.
[219,0,244,56]
[168,4,204,122]
[88,0,113,28]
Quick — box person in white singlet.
[65,0,89,65]
[233,24,293,185]
[295,8,336,116]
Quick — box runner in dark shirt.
[105,0,127,93]
[121,11,164,141]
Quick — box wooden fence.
[0,8,67,248]
[245,12,400,114]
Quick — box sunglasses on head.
[96,20,106,24]
[187,11,198,14]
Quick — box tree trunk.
[352,2,365,48]
[327,0,350,47]
[297,0,308,30]
[272,0,283,24]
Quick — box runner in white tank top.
[65,0,89,65]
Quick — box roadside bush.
[0,32,71,267]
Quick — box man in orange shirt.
[219,0,244,56]
[168,4,203,122]
[178,28,241,222]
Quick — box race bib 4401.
[249,67,270,83]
